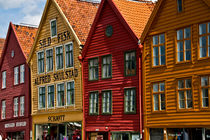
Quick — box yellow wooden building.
[140,0,210,139]
[27,0,98,139]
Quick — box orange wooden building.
[140,0,210,139]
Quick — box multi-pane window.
[153,34,165,66]
[47,85,54,108]
[125,51,136,76]
[20,96,24,116]
[56,46,63,70]
[14,97,18,117]
[89,92,99,115]
[38,51,44,73]
[199,22,210,58]
[14,67,19,85]
[102,55,112,78]
[67,81,74,106]
[153,82,165,111]
[201,76,210,107]
[65,43,73,68]
[46,49,53,72]
[177,0,183,12]
[89,58,99,80]
[20,64,25,83]
[178,79,193,109]
[102,91,112,114]
[1,100,6,119]
[39,87,45,109]
[51,19,57,37]
[2,71,6,89]
[124,88,136,113]
[57,83,64,107]
[177,27,191,62]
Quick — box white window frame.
[1,100,6,119]
[50,19,57,38]
[89,91,99,115]
[102,90,112,114]
[2,71,6,89]
[14,97,18,117]
[65,42,74,69]
[66,80,75,106]
[55,45,64,71]
[47,84,55,109]
[37,51,45,74]
[56,83,65,107]
[20,64,25,83]
[38,86,46,109]
[45,48,54,73]
[20,96,25,116]
[14,66,19,85]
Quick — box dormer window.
[50,19,57,37]
[177,0,183,12]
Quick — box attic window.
[105,25,113,37]
[50,19,57,37]
[11,50,14,58]
[177,0,183,12]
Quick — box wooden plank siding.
[142,0,210,139]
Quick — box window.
[39,87,45,109]
[67,81,74,106]
[46,49,53,72]
[56,46,63,70]
[89,92,99,115]
[112,132,140,140]
[50,19,57,37]
[102,90,112,114]
[201,76,210,107]
[124,88,136,113]
[153,82,165,111]
[1,100,6,119]
[89,58,99,80]
[152,34,165,66]
[125,51,136,76]
[150,129,164,140]
[2,71,6,89]
[38,51,44,73]
[177,27,191,62]
[57,83,64,107]
[20,65,25,83]
[14,97,18,117]
[47,85,54,108]
[65,43,73,68]
[199,22,210,58]
[177,0,183,12]
[14,67,19,85]
[178,79,193,109]
[102,55,112,78]
[20,96,24,116]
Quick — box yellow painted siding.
[143,0,210,132]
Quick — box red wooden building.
[81,0,154,139]
[0,22,37,140]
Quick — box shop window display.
[150,128,164,140]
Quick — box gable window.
[20,64,25,83]
[50,19,57,37]
[38,51,44,73]
[178,79,193,109]
[199,22,210,58]
[153,34,165,66]
[14,97,18,117]
[89,91,99,115]
[67,81,74,106]
[47,85,54,108]
[1,100,6,119]
[177,27,191,62]
[102,55,112,78]
[56,46,63,70]
[20,96,24,116]
[2,71,6,89]
[201,76,210,107]
[14,66,19,85]
[125,51,136,76]
[177,0,183,12]
[65,43,73,68]
[124,88,136,113]
[102,90,112,114]
[39,87,45,109]
[153,82,165,111]
[89,58,99,80]
[46,49,53,72]
[57,83,64,107]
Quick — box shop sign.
[16,121,26,127]
[5,121,27,128]
[35,69,78,85]
[5,123,15,128]
[48,115,65,122]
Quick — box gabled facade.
[27,0,98,140]
[81,0,153,139]
[0,22,37,140]
[140,0,210,139]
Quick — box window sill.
[197,56,210,61]
[151,65,166,69]
[124,111,136,115]
[88,79,99,82]
[175,60,192,65]
[102,113,112,115]
[151,110,166,114]
[125,74,136,77]
[101,77,112,80]
[176,108,195,112]
[89,113,99,116]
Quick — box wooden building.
[0,22,37,140]
[26,0,98,140]
[140,0,210,139]
[81,0,153,139]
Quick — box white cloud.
[0,0,27,9]
[21,14,42,26]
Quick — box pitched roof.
[12,24,38,59]
[55,0,99,44]
[113,0,154,38]
[0,38,5,57]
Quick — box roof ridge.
[13,24,38,29]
